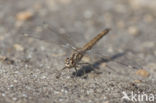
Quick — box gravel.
[0,0,156,103]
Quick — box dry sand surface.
[0,0,156,103]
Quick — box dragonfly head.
[63,52,83,70]
[64,57,74,68]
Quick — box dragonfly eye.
[65,58,70,66]
[65,58,69,62]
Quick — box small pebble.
[2,93,5,97]
[41,75,46,79]
[107,47,114,53]
[10,84,14,88]
[61,89,68,94]
[54,91,60,94]
[104,101,109,103]
[134,80,142,83]
[144,14,154,23]
[136,69,150,77]
[14,80,18,83]
[84,10,93,19]
[16,11,33,21]
[128,26,139,36]
[22,94,28,97]
[13,44,24,51]
[0,55,6,60]
[100,62,107,68]
[117,20,125,28]
[0,35,4,40]
[142,41,155,48]
[12,97,17,101]
[86,89,94,95]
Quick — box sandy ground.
[0,0,156,103]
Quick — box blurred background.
[0,0,156,103]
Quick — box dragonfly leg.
[55,67,67,78]
[74,67,78,72]
[62,66,67,70]
[74,66,78,76]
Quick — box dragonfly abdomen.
[81,29,110,52]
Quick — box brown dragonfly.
[24,23,142,77]
[62,29,110,74]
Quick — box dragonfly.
[23,23,143,77]
[62,29,110,74]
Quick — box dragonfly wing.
[86,49,144,76]
[20,22,79,51]
[43,23,78,49]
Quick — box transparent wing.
[85,49,144,76]
[18,21,79,50]
[43,22,78,50]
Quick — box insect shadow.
[72,51,128,77]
